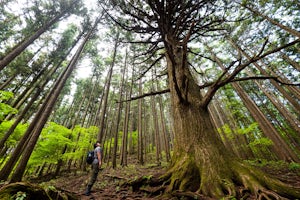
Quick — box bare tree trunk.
[112,65,126,169]
[97,32,119,143]
[0,74,16,90]
[240,44,300,112]
[209,42,300,162]
[137,78,144,165]
[0,7,73,70]
[208,101,239,157]
[121,51,131,167]
[157,93,171,162]
[244,4,300,38]
[4,22,97,182]
[0,87,41,151]
[280,52,300,71]
[150,94,161,165]
[0,42,77,150]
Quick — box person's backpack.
[86,150,94,164]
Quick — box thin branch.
[117,89,170,103]
[135,54,164,81]
[201,38,300,107]
[256,37,269,57]
[199,76,300,89]
[230,76,300,86]
[189,50,216,63]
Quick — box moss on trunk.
[162,152,300,199]
[165,92,300,198]
[162,30,300,199]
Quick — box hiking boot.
[85,185,92,196]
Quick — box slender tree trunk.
[238,44,300,112]
[0,75,16,90]
[208,101,239,157]
[97,32,119,143]
[6,22,97,182]
[137,78,144,165]
[157,93,171,162]
[121,51,131,167]
[150,90,162,165]
[281,52,300,71]
[0,47,74,150]
[112,66,125,168]
[244,4,300,38]
[120,91,130,166]
[0,7,72,70]
[0,87,41,151]
[247,71,300,133]
[208,42,300,162]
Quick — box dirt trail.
[47,162,300,200]
[50,165,168,200]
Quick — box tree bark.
[222,41,300,162]
[97,32,119,143]
[162,36,300,198]
[112,63,126,169]
[0,7,71,70]
[244,4,300,38]
[137,78,144,165]
[6,21,97,182]
[121,51,131,167]
[157,92,171,162]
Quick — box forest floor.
[44,163,170,200]
[41,160,300,200]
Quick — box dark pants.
[85,163,100,195]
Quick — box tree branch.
[201,38,300,107]
[117,89,170,103]
[199,76,300,89]
[229,76,300,86]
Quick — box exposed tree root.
[0,182,78,200]
[123,159,300,199]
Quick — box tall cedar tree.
[102,0,300,199]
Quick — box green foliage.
[249,137,273,147]
[28,122,73,166]
[218,122,259,141]
[0,120,28,146]
[288,162,300,171]
[130,130,138,147]
[27,123,100,173]
[71,125,99,159]
[10,191,27,200]
[0,91,18,121]
[142,175,153,180]
[237,123,259,135]
[245,159,295,171]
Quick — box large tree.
[102,0,300,199]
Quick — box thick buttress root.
[124,160,300,199]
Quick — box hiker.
[85,141,103,196]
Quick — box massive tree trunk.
[162,40,300,198]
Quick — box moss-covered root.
[0,182,79,200]
[0,182,51,200]
[164,155,201,193]
[163,159,300,199]
[235,162,300,199]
